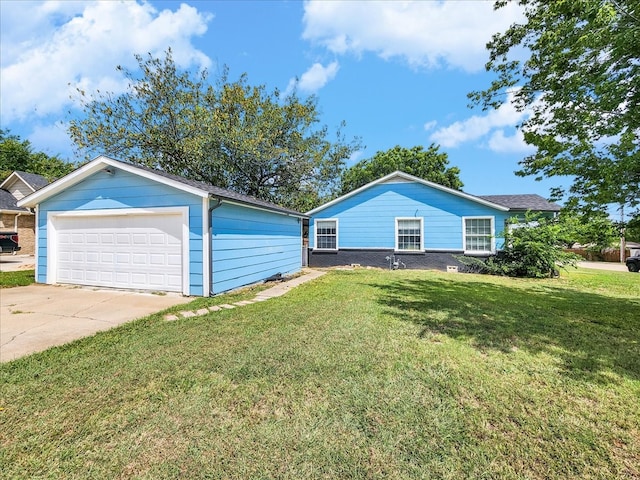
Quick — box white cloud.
[0,1,213,124]
[487,130,534,154]
[429,90,531,152]
[299,61,339,92]
[423,120,437,131]
[286,61,339,95]
[302,0,523,72]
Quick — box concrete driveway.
[1,284,191,362]
[0,254,35,272]
[577,261,629,272]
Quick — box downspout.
[208,197,223,296]
[14,212,24,232]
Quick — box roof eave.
[215,196,308,218]
[0,208,31,214]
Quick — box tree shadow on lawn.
[371,276,640,384]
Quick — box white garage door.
[54,213,184,292]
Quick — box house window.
[315,219,337,250]
[396,218,423,251]
[464,217,494,253]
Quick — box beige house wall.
[0,213,35,255]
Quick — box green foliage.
[340,144,463,194]
[462,213,581,278]
[626,216,640,242]
[68,49,360,212]
[0,130,76,181]
[471,0,640,223]
[555,210,619,249]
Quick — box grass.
[1,267,638,479]
[0,269,35,288]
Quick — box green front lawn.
[0,269,35,288]
[1,268,638,479]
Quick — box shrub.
[459,214,581,278]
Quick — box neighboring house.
[17,156,305,296]
[0,171,49,255]
[306,171,561,270]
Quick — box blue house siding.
[211,202,301,294]
[35,169,205,295]
[309,181,512,252]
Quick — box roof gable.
[17,155,304,217]
[306,171,510,215]
[0,171,49,199]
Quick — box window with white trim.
[396,218,423,251]
[315,219,337,250]
[464,217,494,253]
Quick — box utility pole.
[620,204,626,263]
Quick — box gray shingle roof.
[478,194,561,212]
[111,159,306,217]
[13,171,49,190]
[0,189,29,212]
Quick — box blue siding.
[36,169,205,295]
[211,203,301,294]
[310,181,512,251]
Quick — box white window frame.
[314,218,338,251]
[462,216,495,254]
[395,217,424,252]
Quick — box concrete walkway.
[164,269,327,321]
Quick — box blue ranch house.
[306,171,560,270]
[18,156,305,296]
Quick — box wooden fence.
[565,248,634,262]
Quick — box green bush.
[459,214,581,278]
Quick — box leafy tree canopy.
[471,0,640,221]
[340,144,463,194]
[69,49,360,212]
[554,210,619,249]
[0,130,76,182]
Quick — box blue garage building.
[18,156,305,296]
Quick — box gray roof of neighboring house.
[0,188,29,212]
[13,171,49,190]
[111,159,306,217]
[478,194,562,212]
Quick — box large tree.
[340,144,463,194]
[69,50,360,212]
[471,0,640,221]
[0,130,76,181]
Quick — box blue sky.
[0,0,565,199]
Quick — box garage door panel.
[116,233,130,245]
[85,270,99,282]
[101,233,114,244]
[132,234,147,244]
[55,214,183,292]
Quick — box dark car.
[0,232,21,254]
[626,255,640,273]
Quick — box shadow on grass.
[371,276,640,384]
